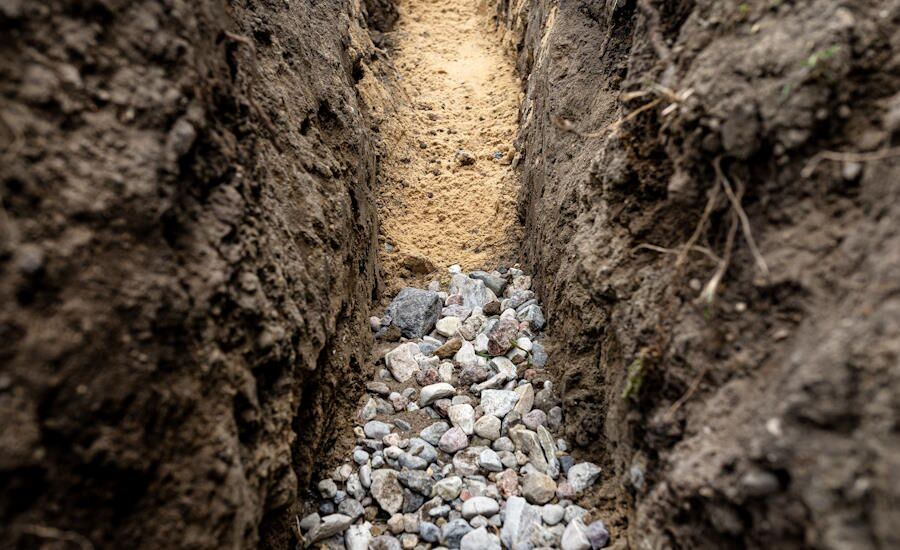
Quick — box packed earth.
[297,269,608,549]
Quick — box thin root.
[715,158,769,278]
[801,146,900,178]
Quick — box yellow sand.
[376,0,523,291]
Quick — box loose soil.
[375,0,523,292]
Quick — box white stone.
[345,523,372,550]
[561,519,591,550]
[439,362,454,383]
[419,383,456,406]
[516,336,533,352]
[460,526,501,550]
[306,514,353,544]
[385,343,421,383]
[436,316,462,337]
[500,496,541,549]
[370,469,404,514]
[568,462,602,493]
[433,476,462,501]
[479,389,519,418]
[474,333,489,354]
[461,496,500,519]
[448,403,475,434]
[490,357,517,378]
[454,340,478,366]
[478,448,503,472]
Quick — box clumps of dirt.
[496,0,900,548]
[0,1,390,548]
[370,0,524,294]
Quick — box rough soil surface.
[495,0,900,548]
[0,1,390,548]
[374,0,523,292]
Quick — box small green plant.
[622,355,646,401]
[805,45,841,69]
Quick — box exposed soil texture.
[495,0,900,548]
[374,0,523,293]
[0,1,391,548]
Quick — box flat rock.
[461,496,499,518]
[469,271,507,295]
[562,518,591,550]
[513,383,534,415]
[434,337,463,359]
[420,383,456,406]
[307,513,353,544]
[420,422,450,445]
[477,448,503,472]
[448,403,475,435]
[371,469,404,515]
[386,288,442,338]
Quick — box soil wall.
[495,0,900,548]
[0,0,390,547]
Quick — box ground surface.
[375,0,523,292]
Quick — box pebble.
[479,389,520,418]
[420,383,456,406]
[478,448,504,472]
[371,469,404,515]
[567,462,602,493]
[306,514,353,544]
[441,518,473,548]
[461,526,502,550]
[522,471,557,504]
[448,403,475,434]
[345,522,372,550]
[438,426,469,453]
[586,520,611,548]
[364,420,393,440]
[385,343,422,383]
[561,518,591,550]
[542,504,565,525]
[434,476,463,500]
[461,496,499,518]
[436,316,462,337]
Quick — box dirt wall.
[0,0,389,547]
[495,0,900,548]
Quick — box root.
[675,172,721,270]
[715,158,769,278]
[663,365,709,421]
[633,243,721,264]
[698,207,738,305]
[801,145,900,178]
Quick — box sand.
[376,0,523,291]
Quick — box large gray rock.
[386,288,442,338]
[480,389,520,418]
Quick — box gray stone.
[479,389,519,418]
[386,288,443,338]
[364,420,393,440]
[517,304,545,331]
[346,473,365,500]
[353,449,370,464]
[338,498,364,519]
[565,505,589,524]
[522,409,548,431]
[493,437,515,452]
[420,422,450,445]
[399,469,434,495]
[370,535,402,550]
[568,462,602,493]
[385,343,422,383]
[318,478,338,499]
[461,496,499,519]
[438,426,469,453]
[371,469,404,514]
[542,504,565,526]
[299,512,320,531]
[408,438,438,464]
[451,447,481,476]
[585,520,610,549]
[477,448,503,472]
[469,271,507,295]
[513,383,535,415]
[441,518,473,548]
[474,414,501,440]
[419,521,441,543]
[531,341,548,367]
[420,383,456,406]
[434,475,463,501]
[449,274,493,309]
[522,471,556,504]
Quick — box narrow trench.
[296,1,605,549]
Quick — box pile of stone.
[298,266,610,549]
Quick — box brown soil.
[374,0,523,292]
[0,1,389,548]
[495,0,900,548]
